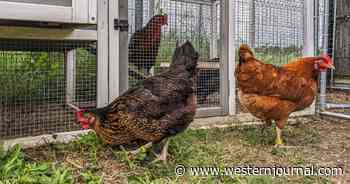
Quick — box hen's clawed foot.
[150,139,169,164]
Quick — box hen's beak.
[320,54,335,70]
[327,64,335,70]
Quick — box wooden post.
[65,50,76,104]
[221,0,235,115]
[97,0,109,107]
[117,0,129,94]
[108,0,120,102]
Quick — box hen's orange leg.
[275,119,287,146]
[275,126,283,146]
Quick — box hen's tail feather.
[239,44,255,65]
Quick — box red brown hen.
[235,44,334,146]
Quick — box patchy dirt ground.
[18,116,349,184]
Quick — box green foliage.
[240,126,275,145]
[1,48,96,104]
[75,49,97,102]
[73,132,103,169]
[0,145,73,184]
[1,52,61,102]
[112,148,137,169]
[81,171,103,184]
[74,132,102,148]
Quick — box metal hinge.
[114,19,129,31]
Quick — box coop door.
[127,0,224,117]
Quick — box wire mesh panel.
[233,0,305,113]
[128,0,221,109]
[333,0,350,78]
[317,0,350,117]
[0,40,97,139]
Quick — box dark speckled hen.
[73,41,199,162]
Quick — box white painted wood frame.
[108,0,120,101]
[221,0,235,116]
[97,0,109,107]
[0,0,97,24]
[302,0,316,115]
[117,0,129,95]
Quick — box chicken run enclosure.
[0,0,346,142]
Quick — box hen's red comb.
[321,53,333,65]
[75,110,89,129]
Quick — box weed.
[81,170,103,184]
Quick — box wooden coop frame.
[0,0,320,149]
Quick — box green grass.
[0,122,335,184]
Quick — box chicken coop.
[0,0,341,145]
